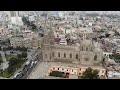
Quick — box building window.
[58,68,59,70]
[82,46,83,51]
[80,68,81,71]
[79,73,81,75]
[94,55,97,61]
[62,68,64,71]
[64,53,66,58]
[70,53,72,58]
[52,52,54,57]
[86,47,88,51]
[72,70,73,72]
[102,70,104,73]
[53,68,55,70]
[58,52,60,57]
[45,54,47,59]
[85,58,89,61]
[67,70,68,71]
[76,54,78,59]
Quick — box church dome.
[81,40,93,46]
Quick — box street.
[13,49,42,79]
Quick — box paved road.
[0,51,8,70]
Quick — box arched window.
[85,58,89,61]
[94,55,97,61]
[70,53,72,58]
[86,47,88,51]
[82,46,83,51]
[58,52,60,57]
[45,54,47,59]
[64,53,66,58]
[76,54,78,59]
[52,52,54,57]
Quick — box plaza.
[28,62,106,79]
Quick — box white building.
[107,71,120,78]
[11,17,23,26]
[29,16,35,22]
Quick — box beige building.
[47,65,106,77]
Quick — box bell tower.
[10,11,19,17]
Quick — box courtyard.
[28,62,105,79]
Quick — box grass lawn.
[1,69,11,78]
[5,54,17,61]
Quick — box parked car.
[13,73,20,78]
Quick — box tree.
[7,39,10,44]
[3,47,6,52]
[22,52,27,58]
[7,46,13,50]
[0,46,1,50]
[22,47,27,52]
[0,59,3,65]
[7,66,14,74]
[82,67,99,79]
[111,54,120,60]
[49,71,63,77]
[9,57,18,66]
[17,54,22,59]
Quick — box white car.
[13,73,20,78]
[34,61,38,64]
[26,61,30,65]
[30,61,34,68]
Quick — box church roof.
[81,40,93,46]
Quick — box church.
[42,22,104,66]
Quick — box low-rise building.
[47,65,106,77]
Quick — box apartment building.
[10,36,42,49]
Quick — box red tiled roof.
[54,38,61,42]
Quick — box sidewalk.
[27,60,42,79]
[0,51,8,70]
